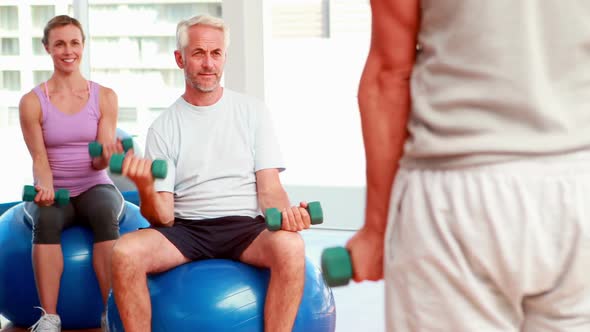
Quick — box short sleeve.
[144,127,176,193]
[254,104,286,172]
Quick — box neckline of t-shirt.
[179,91,228,113]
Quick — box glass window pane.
[1,38,19,56]
[118,107,137,122]
[33,70,52,85]
[1,70,20,91]
[0,6,19,31]
[267,0,370,188]
[31,6,56,31]
[32,37,45,55]
[272,0,329,38]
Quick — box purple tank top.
[33,81,113,197]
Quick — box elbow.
[160,211,175,226]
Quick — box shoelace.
[29,307,60,332]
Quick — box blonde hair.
[176,15,230,52]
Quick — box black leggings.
[24,184,125,244]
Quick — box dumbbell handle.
[265,201,323,231]
[89,137,134,157]
[321,246,353,287]
[109,154,167,179]
[22,185,70,206]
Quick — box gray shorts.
[24,184,125,244]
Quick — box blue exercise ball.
[0,201,149,329]
[107,258,336,332]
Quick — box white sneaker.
[30,307,61,332]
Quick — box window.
[31,6,56,30]
[272,0,329,38]
[1,71,20,91]
[32,37,45,55]
[0,6,18,31]
[1,38,19,56]
[118,107,137,122]
[33,70,52,85]
[266,0,370,187]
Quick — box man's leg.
[111,229,190,332]
[521,168,590,332]
[239,229,306,332]
[384,168,524,332]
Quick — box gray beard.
[187,77,219,93]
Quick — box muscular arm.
[92,86,119,170]
[19,92,53,190]
[359,0,420,234]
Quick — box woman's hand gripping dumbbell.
[22,184,70,206]
[88,137,134,158]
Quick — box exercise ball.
[107,258,336,332]
[0,201,149,329]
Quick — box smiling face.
[175,24,226,93]
[44,24,84,74]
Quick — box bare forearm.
[138,186,174,227]
[32,158,53,186]
[258,187,290,213]
[359,71,411,234]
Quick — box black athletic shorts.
[152,215,267,261]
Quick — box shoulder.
[97,84,118,101]
[19,89,41,110]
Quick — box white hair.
[176,14,230,52]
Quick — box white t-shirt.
[145,89,285,220]
[402,1,590,168]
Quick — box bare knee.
[269,232,305,272]
[111,234,146,275]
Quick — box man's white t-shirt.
[145,88,285,220]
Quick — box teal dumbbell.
[321,246,353,287]
[109,153,167,179]
[88,137,134,157]
[22,185,70,206]
[264,201,323,231]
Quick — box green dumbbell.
[22,185,70,206]
[88,137,134,157]
[265,201,323,231]
[321,246,353,287]
[109,153,167,179]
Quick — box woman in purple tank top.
[18,15,126,331]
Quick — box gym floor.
[0,228,384,332]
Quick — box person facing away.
[110,14,310,332]
[347,1,590,331]
[18,14,126,332]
